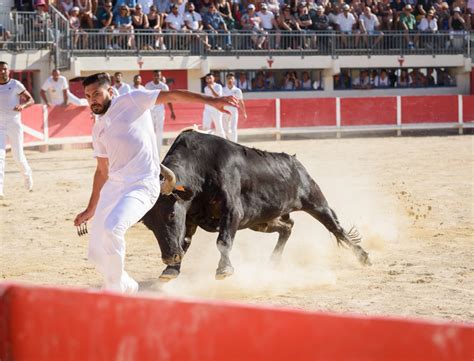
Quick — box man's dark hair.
[82,72,112,88]
[227,72,235,78]
[0,61,8,67]
[114,71,123,76]
[205,72,213,77]
[153,70,161,74]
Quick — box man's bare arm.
[14,90,35,111]
[157,90,238,114]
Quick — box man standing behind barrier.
[222,73,246,142]
[113,72,132,95]
[74,72,238,294]
[40,69,88,107]
[202,73,226,138]
[0,61,34,199]
[145,70,176,154]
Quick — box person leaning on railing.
[296,2,315,49]
[164,3,187,50]
[203,3,232,50]
[399,4,417,48]
[277,4,301,49]
[336,3,359,48]
[147,5,166,49]
[359,6,383,48]
[184,2,212,51]
[114,4,135,49]
[241,4,266,50]
[69,6,89,48]
[132,3,151,50]
[96,0,116,50]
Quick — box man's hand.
[171,111,176,120]
[74,208,95,227]
[211,96,239,114]
[243,111,248,119]
[13,104,24,112]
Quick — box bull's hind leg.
[305,205,371,266]
[250,214,294,264]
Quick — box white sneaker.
[24,174,33,192]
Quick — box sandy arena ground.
[1,135,473,322]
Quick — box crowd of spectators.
[10,0,473,50]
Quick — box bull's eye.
[168,212,175,221]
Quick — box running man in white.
[74,72,238,294]
[222,73,247,143]
[145,70,176,155]
[0,61,34,199]
[113,72,132,95]
[40,69,88,107]
[202,73,226,138]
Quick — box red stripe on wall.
[21,105,44,143]
[281,98,336,127]
[47,105,94,138]
[462,95,474,122]
[341,97,397,126]
[401,95,458,124]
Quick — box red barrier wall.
[401,95,458,124]
[341,97,397,126]
[281,98,336,127]
[1,284,473,361]
[463,95,474,122]
[47,105,94,138]
[21,105,44,143]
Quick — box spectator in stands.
[437,2,451,30]
[257,3,280,49]
[113,71,132,94]
[59,0,75,17]
[14,0,34,11]
[399,4,417,48]
[352,69,372,89]
[165,3,185,49]
[309,5,330,49]
[359,6,383,47]
[241,4,266,49]
[265,71,276,90]
[390,0,405,29]
[236,72,251,91]
[137,0,153,14]
[184,2,212,50]
[0,25,11,48]
[132,3,151,49]
[231,3,243,29]
[416,0,433,18]
[333,70,351,89]
[70,7,89,48]
[114,0,137,15]
[282,71,300,90]
[76,0,95,29]
[132,74,145,89]
[437,68,454,86]
[301,71,312,89]
[296,3,315,49]
[33,0,53,45]
[418,9,438,47]
[409,68,427,86]
[426,67,436,85]
[264,0,281,14]
[253,71,266,90]
[203,2,232,50]
[448,7,467,48]
[155,0,170,19]
[147,5,166,49]
[337,4,359,48]
[277,4,301,49]
[398,69,410,87]
[114,4,135,49]
[373,69,391,87]
[97,1,116,49]
[216,0,235,30]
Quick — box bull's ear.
[173,185,193,201]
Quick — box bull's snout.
[162,253,183,266]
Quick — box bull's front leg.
[216,206,242,280]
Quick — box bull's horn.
[160,164,176,195]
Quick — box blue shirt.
[203,12,225,30]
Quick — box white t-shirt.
[418,17,437,32]
[41,76,69,105]
[92,89,161,183]
[183,11,202,30]
[257,10,275,29]
[145,81,169,111]
[0,79,26,120]
[337,13,356,32]
[204,83,222,112]
[374,75,390,87]
[359,13,379,32]
[165,13,184,30]
[222,85,242,114]
[132,85,146,91]
[114,83,132,96]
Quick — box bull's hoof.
[359,252,372,266]
[159,266,180,282]
[215,266,234,280]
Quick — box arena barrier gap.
[1,283,473,361]
[12,95,474,149]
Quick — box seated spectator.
[264,0,281,14]
[333,71,351,89]
[409,68,427,86]
[97,1,115,49]
[301,71,312,89]
[114,4,135,48]
[418,9,438,31]
[199,0,214,16]
[59,0,74,17]
[232,3,243,29]
[437,68,454,86]
[0,25,12,48]
[309,5,330,49]
[416,0,433,18]
[137,0,153,14]
[184,2,212,50]
[114,0,137,16]
[359,6,383,47]
[155,0,170,19]
[203,3,232,50]
[147,5,165,49]
[277,4,301,49]
[257,3,280,49]
[296,3,315,49]
[69,7,89,48]
[253,71,266,90]
[76,0,95,29]
[241,4,266,49]
[132,4,151,49]
[282,71,300,90]
[33,1,54,44]
[399,4,416,48]
[216,0,235,30]
[337,4,359,47]
[373,69,391,87]
[426,68,436,85]
[398,69,411,87]
[448,7,467,48]
[352,70,372,89]
[437,2,451,30]
[165,3,185,31]
[390,0,405,29]
[236,72,252,91]
[264,71,276,90]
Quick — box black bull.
[142,130,371,281]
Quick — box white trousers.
[0,116,32,193]
[222,109,239,143]
[202,109,226,138]
[151,107,165,154]
[88,177,160,292]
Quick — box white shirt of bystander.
[204,83,222,112]
[183,11,202,30]
[0,79,26,120]
[257,10,275,29]
[41,76,69,105]
[222,85,242,114]
[114,82,132,96]
[336,12,356,32]
[359,13,379,32]
[145,80,169,111]
[165,12,185,30]
[418,17,438,31]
